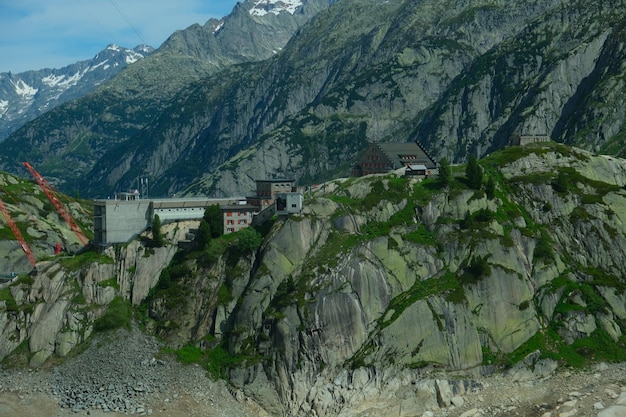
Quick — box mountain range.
[0,0,625,198]
[0,44,153,142]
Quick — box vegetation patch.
[0,287,17,311]
[379,272,462,328]
[93,297,132,332]
[403,225,437,246]
[97,278,119,290]
[217,283,234,305]
[462,256,491,284]
[60,251,114,272]
[533,233,554,264]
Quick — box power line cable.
[108,0,148,45]
[77,0,117,43]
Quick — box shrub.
[205,344,238,380]
[94,297,132,332]
[217,283,234,304]
[463,256,491,282]
[475,208,494,222]
[552,171,568,193]
[460,210,474,229]
[232,228,262,254]
[533,233,554,263]
[176,344,204,364]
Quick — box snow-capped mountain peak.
[0,44,154,141]
[249,0,303,16]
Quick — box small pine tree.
[438,157,451,187]
[466,155,483,190]
[152,214,164,247]
[552,171,568,193]
[485,176,496,199]
[459,210,474,229]
[197,219,212,249]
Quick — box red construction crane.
[0,196,37,268]
[22,162,89,246]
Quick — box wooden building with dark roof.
[352,141,438,177]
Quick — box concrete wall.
[94,200,151,245]
[276,193,303,215]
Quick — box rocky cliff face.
[0,222,194,367]
[86,0,626,198]
[210,143,626,415]
[3,142,625,417]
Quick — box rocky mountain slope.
[0,172,92,273]
[0,0,332,197]
[0,44,153,142]
[1,142,626,416]
[2,0,626,201]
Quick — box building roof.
[256,178,295,183]
[221,204,258,211]
[151,197,241,209]
[375,141,437,169]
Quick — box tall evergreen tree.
[485,176,496,199]
[197,219,212,249]
[438,157,451,187]
[466,156,483,189]
[204,204,223,238]
[152,214,164,247]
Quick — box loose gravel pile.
[0,326,263,417]
[49,328,165,414]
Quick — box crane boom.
[22,162,89,246]
[0,196,37,268]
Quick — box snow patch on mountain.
[13,79,37,99]
[41,71,84,89]
[0,43,153,142]
[250,0,303,16]
[125,51,144,65]
[213,21,225,34]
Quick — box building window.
[226,212,232,217]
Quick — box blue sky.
[0,0,240,74]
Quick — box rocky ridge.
[0,44,153,142]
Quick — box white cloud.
[0,0,238,73]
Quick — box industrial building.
[93,178,304,246]
[93,193,242,245]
